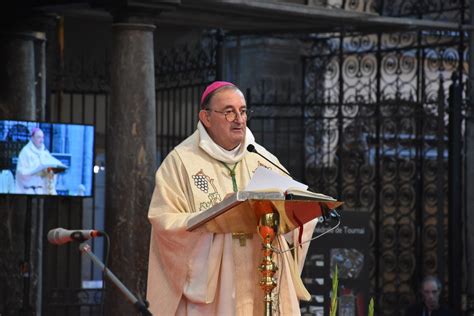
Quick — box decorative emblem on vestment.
[192,171,209,193]
[192,170,222,211]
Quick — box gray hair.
[421,275,442,292]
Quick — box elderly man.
[15,127,65,195]
[405,276,455,316]
[146,81,316,315]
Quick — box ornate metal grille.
[299,29,466,314]
[155,31,218,162]
[248,28,466,314]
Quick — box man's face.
[421,280,440,311]
[200,88,247,150]
[32,130,44,149]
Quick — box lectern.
[45,166,67,194]
[187,190,343,316]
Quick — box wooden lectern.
[187,190,343,316]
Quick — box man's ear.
[199,109,211,128]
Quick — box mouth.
[231,127,244,133]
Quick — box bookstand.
[187,190,343,315]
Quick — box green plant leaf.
[330,265,338,316]
[368,297,374,316]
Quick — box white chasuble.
[147,130,316,316]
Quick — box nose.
[233,111,245,123]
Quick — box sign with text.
[301,210,370,316]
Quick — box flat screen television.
[0,119,95,197]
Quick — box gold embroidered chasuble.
[147,130,316,315]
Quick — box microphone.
[47,228,104,245]
[319,209,341,226]
[246,144,291,177]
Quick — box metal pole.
[448,72,463,312]
[79,243,152,316]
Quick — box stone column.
[105,22,157,315]
[0,31,44,315]
[34,32,46,120]
[0,32,41,118]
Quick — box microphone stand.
[79,242,152,316]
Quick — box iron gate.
[246,26,467,314]
[155,32,220,163]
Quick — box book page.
[285,187,337,201]
[41,154,67,169]
[244,166,308,192]
[30,163,66,175]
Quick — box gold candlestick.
[258,212,279,316]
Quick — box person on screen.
[146,81,318,315]
[404,275,455,316]
[15,127,65,195]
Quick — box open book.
[28,163,67,175]
[283,188,337,201]
[244,166,337,201]
[28,154,68,175]
[186,167,342,233]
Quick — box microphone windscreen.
[47,230,55,243]
[47,228,66,244]
[247,144,256,153]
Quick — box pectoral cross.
[232,233,253,246]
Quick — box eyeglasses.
[205,109,252,122]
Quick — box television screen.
[0,119,94,197]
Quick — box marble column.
[0,31,45,315]
[105,22,157,315]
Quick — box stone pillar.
[105,22,157,315]
[0,32,42,118]
[34,32,47,120]
[0,31,44,315]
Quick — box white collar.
[27,140,45,154]
[197,121,255,164]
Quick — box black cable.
[268,213,341,254]
[276,236,285,315]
